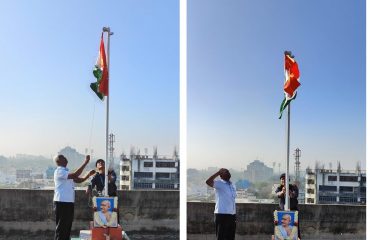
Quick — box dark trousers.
[215,214,236,240]
[54,201,74,240]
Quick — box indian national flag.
[279,51,300,119]
[90,34,109,100]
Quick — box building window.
[156,173,170,179]
[361,176,366,182]
[121,185,129,190]
[319,196,336,202]
[144,162,153,167]
[339,196,357,203]
[134,172,153,178]
[307,198,315,203]
[339,176,358,182]
[328,176,337,181]
[122,166,129,171]
[307,189,315,194]
[156,162,176,168]
[307,179,315,184]
[339,186,353,193]
[122,176,129,181]
[319,185,337,192]
[169,173,180,180]
[155,183,175,189]
[134,183,153,189]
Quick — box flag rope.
[88,100,96,154]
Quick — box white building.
[305,169,366,205]
[120,148,179,190]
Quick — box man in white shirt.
[53,154,95,240]
[206,168,237,240]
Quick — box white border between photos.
[366,1,369,239]
[179,0,187,239]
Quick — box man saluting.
[206,168,237,240]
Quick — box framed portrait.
[93,196,118,228]
[273,210,298,240]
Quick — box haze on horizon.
[187,0,366,171]
[0,1,179,160]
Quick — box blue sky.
[0,1,179,159]
[188,0,366,171]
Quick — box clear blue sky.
[0,1,179,159]
[188,0,366,171]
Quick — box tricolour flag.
[90,33,109,100]
[279,51,300,119]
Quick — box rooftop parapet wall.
[187,202,365,239]
[0,189,179,240]
[0,189,365,239]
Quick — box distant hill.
[1,146,94,173]
[58,146,86,170]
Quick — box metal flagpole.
[285,104,290,210]
[103,26,113,197]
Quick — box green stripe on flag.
[90,82,104,100]
[279,94,297,119]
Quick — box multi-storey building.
[305,169,366,205]
[245,160,273,183]
[120,148,179,190]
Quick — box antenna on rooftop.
[337,161,342,173]
[173,146,178,160]
[130,146,135,158]
[153,146,158,159]
[108,133,115,170]
[294,148,301,183]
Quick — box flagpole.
[285,103,290,210]
[103,26,113,197]
[281,50,300,211]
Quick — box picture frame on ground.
[273,210,298,240]
[93,197,118,228]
